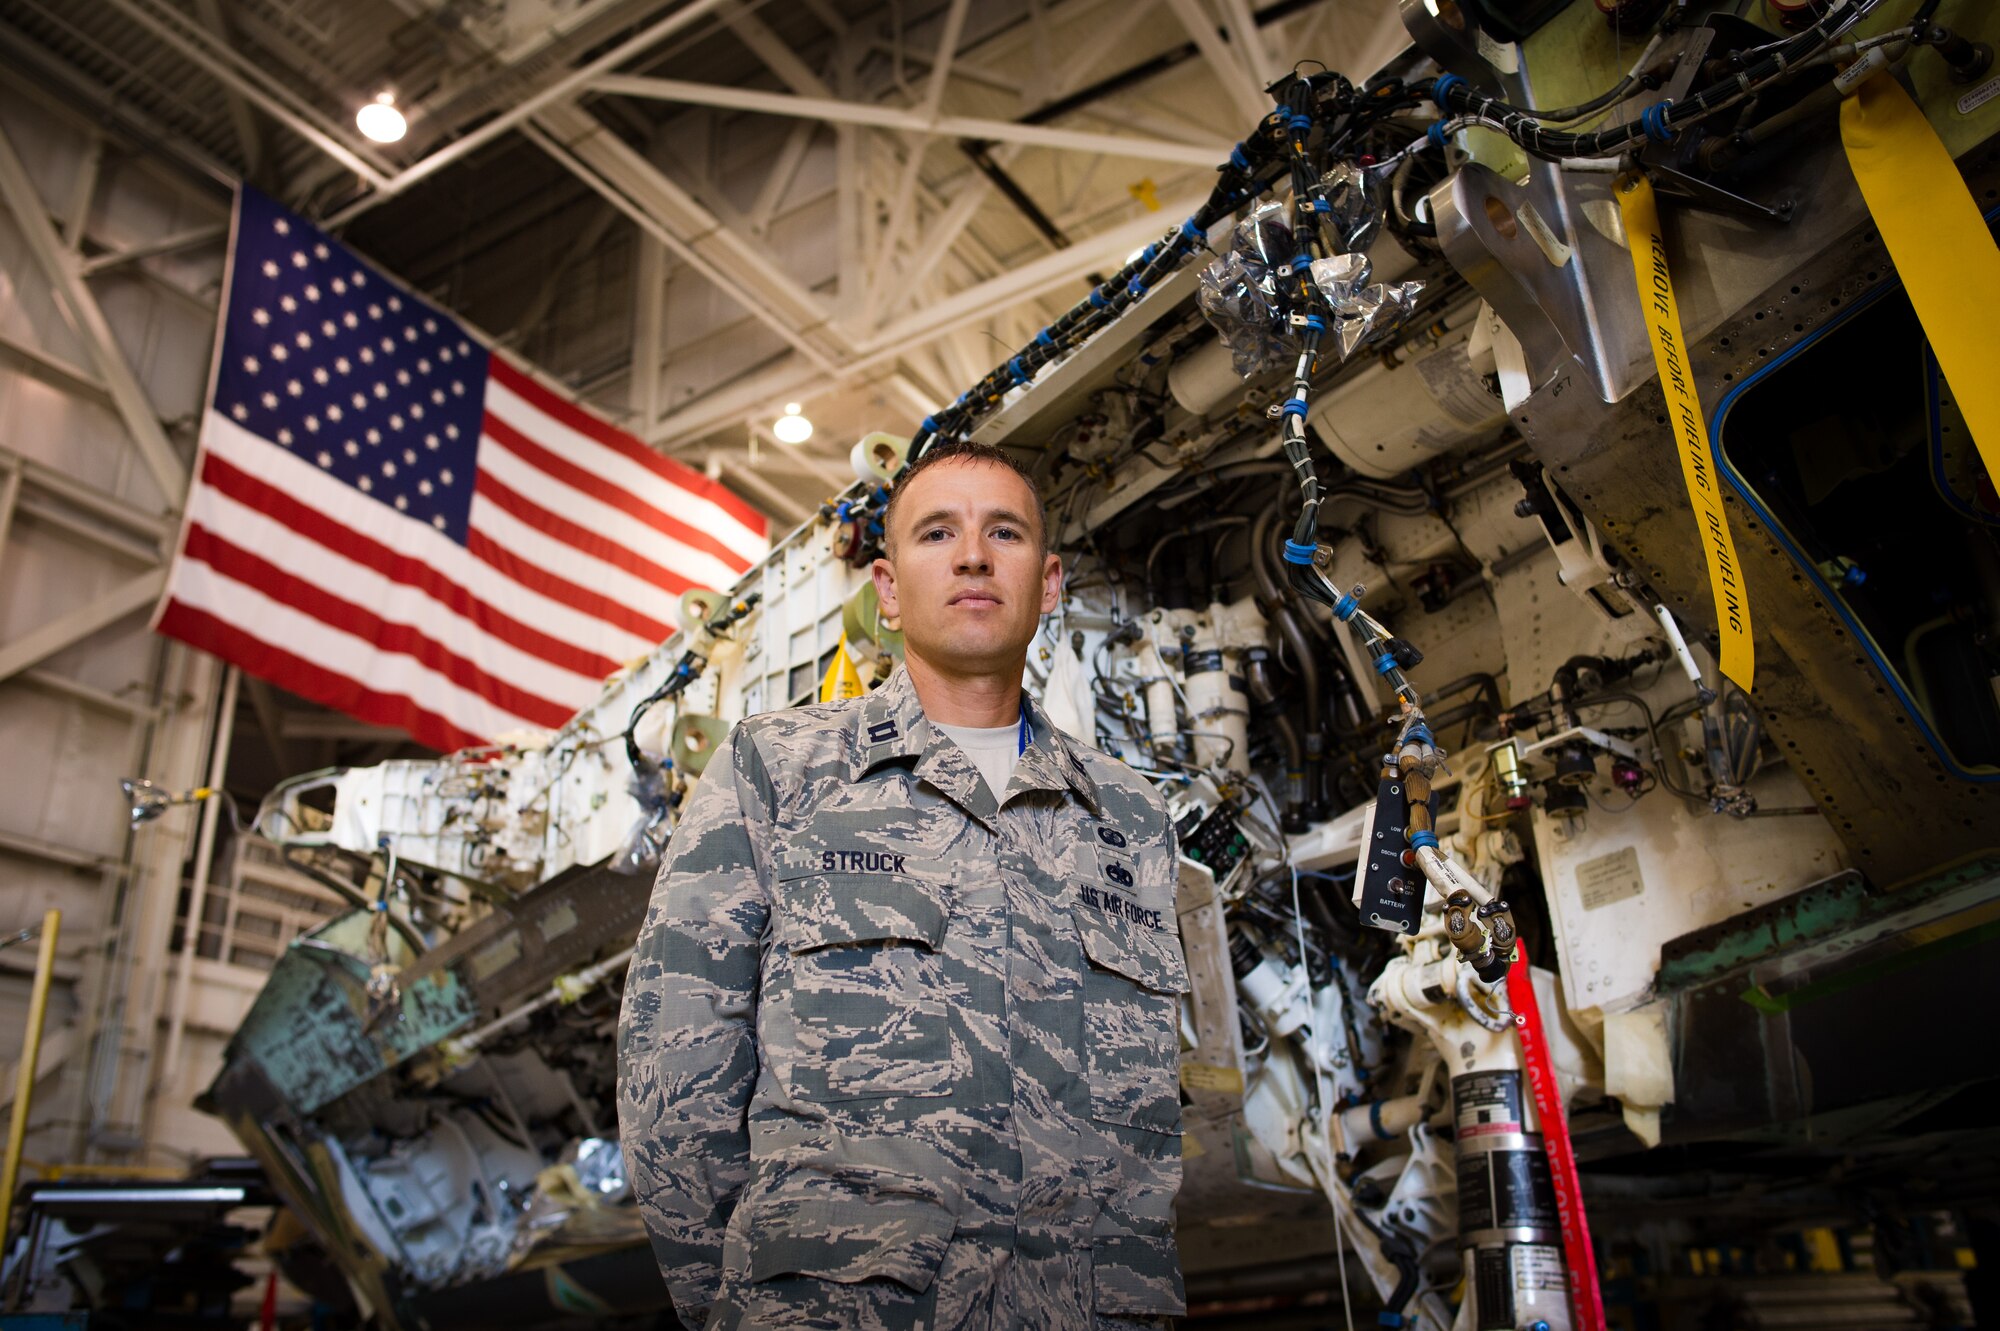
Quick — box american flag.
[156,186,768,754]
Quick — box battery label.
[1453,1069,1524,1136]
[1457,1149,1556,1232]
[1473,1248,1515,1330]
[1514,1242,1567,1292]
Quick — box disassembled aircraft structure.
[100,2,2000,1327]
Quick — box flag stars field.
[158,184,769,754]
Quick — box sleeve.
[617,726,776,1327]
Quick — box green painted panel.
[232,916,474,1113]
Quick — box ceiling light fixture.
[772,402,813,445]
[357,92,407,144]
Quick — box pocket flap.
[773,871,948,953]
[1074,903,1189,995]
[748,1196,955,1290]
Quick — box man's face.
[872,460,1061,677]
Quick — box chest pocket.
[772,868,958,1102]
[1074,899,1189,1135]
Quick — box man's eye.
[992,527,1019,541]
[921,528,949,541]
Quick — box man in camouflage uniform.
[619,440,1188,1329]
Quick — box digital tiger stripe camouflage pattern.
[618,665,1189,1329]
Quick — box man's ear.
[1038,551,1062,615]
[872,553,900,620]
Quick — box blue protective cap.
[1282,539,1318,566]
[1642,100,1674,142]
[1431,72,1465,111]
[1301,315,1326,332]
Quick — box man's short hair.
[882,439,1050,555]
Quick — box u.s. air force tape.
[1841,71,2000,496]
[1617,172,1755,692]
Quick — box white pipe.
[158,664,239,1093]
[1415,843,1492,907]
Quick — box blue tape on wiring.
[1036,330,1054,348]
[835,501,852,521]
[1428,120,1448,151]
[1290,252,1313,273]
[1127,280,1147,299]
[1141,243,1159,263]
[1379,1313,1407,1329]
[1408,829,1439,852]
[1181,217,1203,240]
[1280,397,1309,418]
[1090,288,1110,308]
[1289,113,1313,133]
[1403,723,1434,748]
[921,415,938,433]
[1375,653,1398,676]
[1229,144,1251,172]
[1009,357,1028,384]
[1370,1100,1390,1140]
[1282,539,1318,566]
[1642,100,1674,143]
[1313,198,1331,212]
[1333,592,1358,621]
[1431,73,1464,111]
[1301,315,1326,332]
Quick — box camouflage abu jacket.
[617,664,1189,1330]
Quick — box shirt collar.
[851,663,1103,816]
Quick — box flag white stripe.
[485,377,768,565]
[201,415,658,662]
[165,555,545,739]
[184,479,605,706]
[466,493,686,630]
[477,434,748,593]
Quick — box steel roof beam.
[590,74,1231,165]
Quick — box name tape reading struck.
[1618,172,1755,691]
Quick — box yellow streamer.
[1841,71,2000,490]
[1617,173,1755,690]
[818,632,864,703]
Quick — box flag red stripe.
[464,528,672,644]
[474,470,699,600]
[481,411,748,572]
[181,525,575,730]
[200,451,622,681]
[487,355,767,535]
[157,600,482,754]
